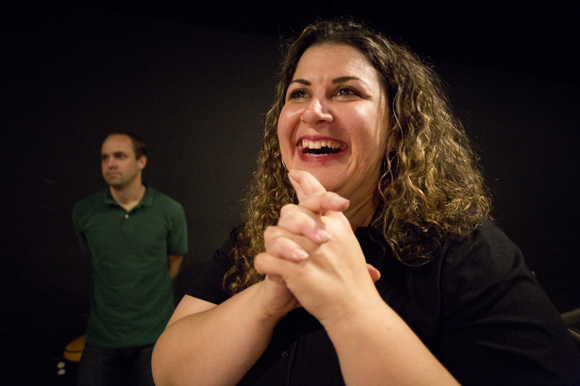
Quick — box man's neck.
[109,180,146,212]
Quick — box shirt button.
[281,351,289,360]
[124,214,129,218]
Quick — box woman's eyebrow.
[333,76,371,89]
[290,79,311,86]
[332,76,360,83]
[290,76,367,86]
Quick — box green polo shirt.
[73,186,188,347]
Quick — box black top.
[190,220,580,385]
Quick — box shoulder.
[147,187,185,213]
[437,221,580,384]
[75,189,107,207]
[212,226,243,265]
[442,220,524,280]
[438,219,537,320]
[187,226,243,304]
[73,189,107,218]
[451,220,517,252]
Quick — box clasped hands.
[254,169,381,328]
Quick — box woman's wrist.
[322,289,387,338]
[251,278,297,324]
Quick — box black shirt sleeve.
[188,227,241,305]
[436,221,580,385]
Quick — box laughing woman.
[152,19,580,386]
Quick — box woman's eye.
[288,89,307,99]
[336,87,359,97]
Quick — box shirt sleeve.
[72,203,90,255]
[167,203,188,256]
[437,221,580,385]
[187,227,241,305]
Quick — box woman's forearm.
[326,297,459,386]
[151,283,280,386]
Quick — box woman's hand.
[254,273,300,322]
[255,169,381,329]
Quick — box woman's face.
[278,43,390,203]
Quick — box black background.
[1,1,579,385]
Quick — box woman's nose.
[301,97,333,126]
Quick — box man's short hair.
[106,132,146,159]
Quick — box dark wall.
[1,2,578,385]
[438,64,580,312]
[0,5,280,385]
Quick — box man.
[73,133,188,386]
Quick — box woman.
[152,19,580,385]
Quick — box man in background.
[73,133,188,386]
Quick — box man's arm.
[168,255,183,280]
[166,201,187,280]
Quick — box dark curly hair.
[224,18,491,294]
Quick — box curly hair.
[224,18,491,294]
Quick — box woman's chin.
[312,175,343,194]
[290,165,349,195]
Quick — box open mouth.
[301,139,344,155]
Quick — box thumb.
[367,264,381,283]
[288,169,326,202]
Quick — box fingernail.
[293,248,309,260]
[331,196,349,207]
[316,229,332,243]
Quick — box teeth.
[302,139,342,149]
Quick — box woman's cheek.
[278,106,302,158]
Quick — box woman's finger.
[254,251,296,278]
[263,226,311,261]
[297,191,350,215]
[278,204,332,244]
[288,169,325,201]
[289,170,350,214]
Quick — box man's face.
[101,134,146,189]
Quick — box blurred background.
[1,1,579,384]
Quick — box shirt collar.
[103,184,152,210]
